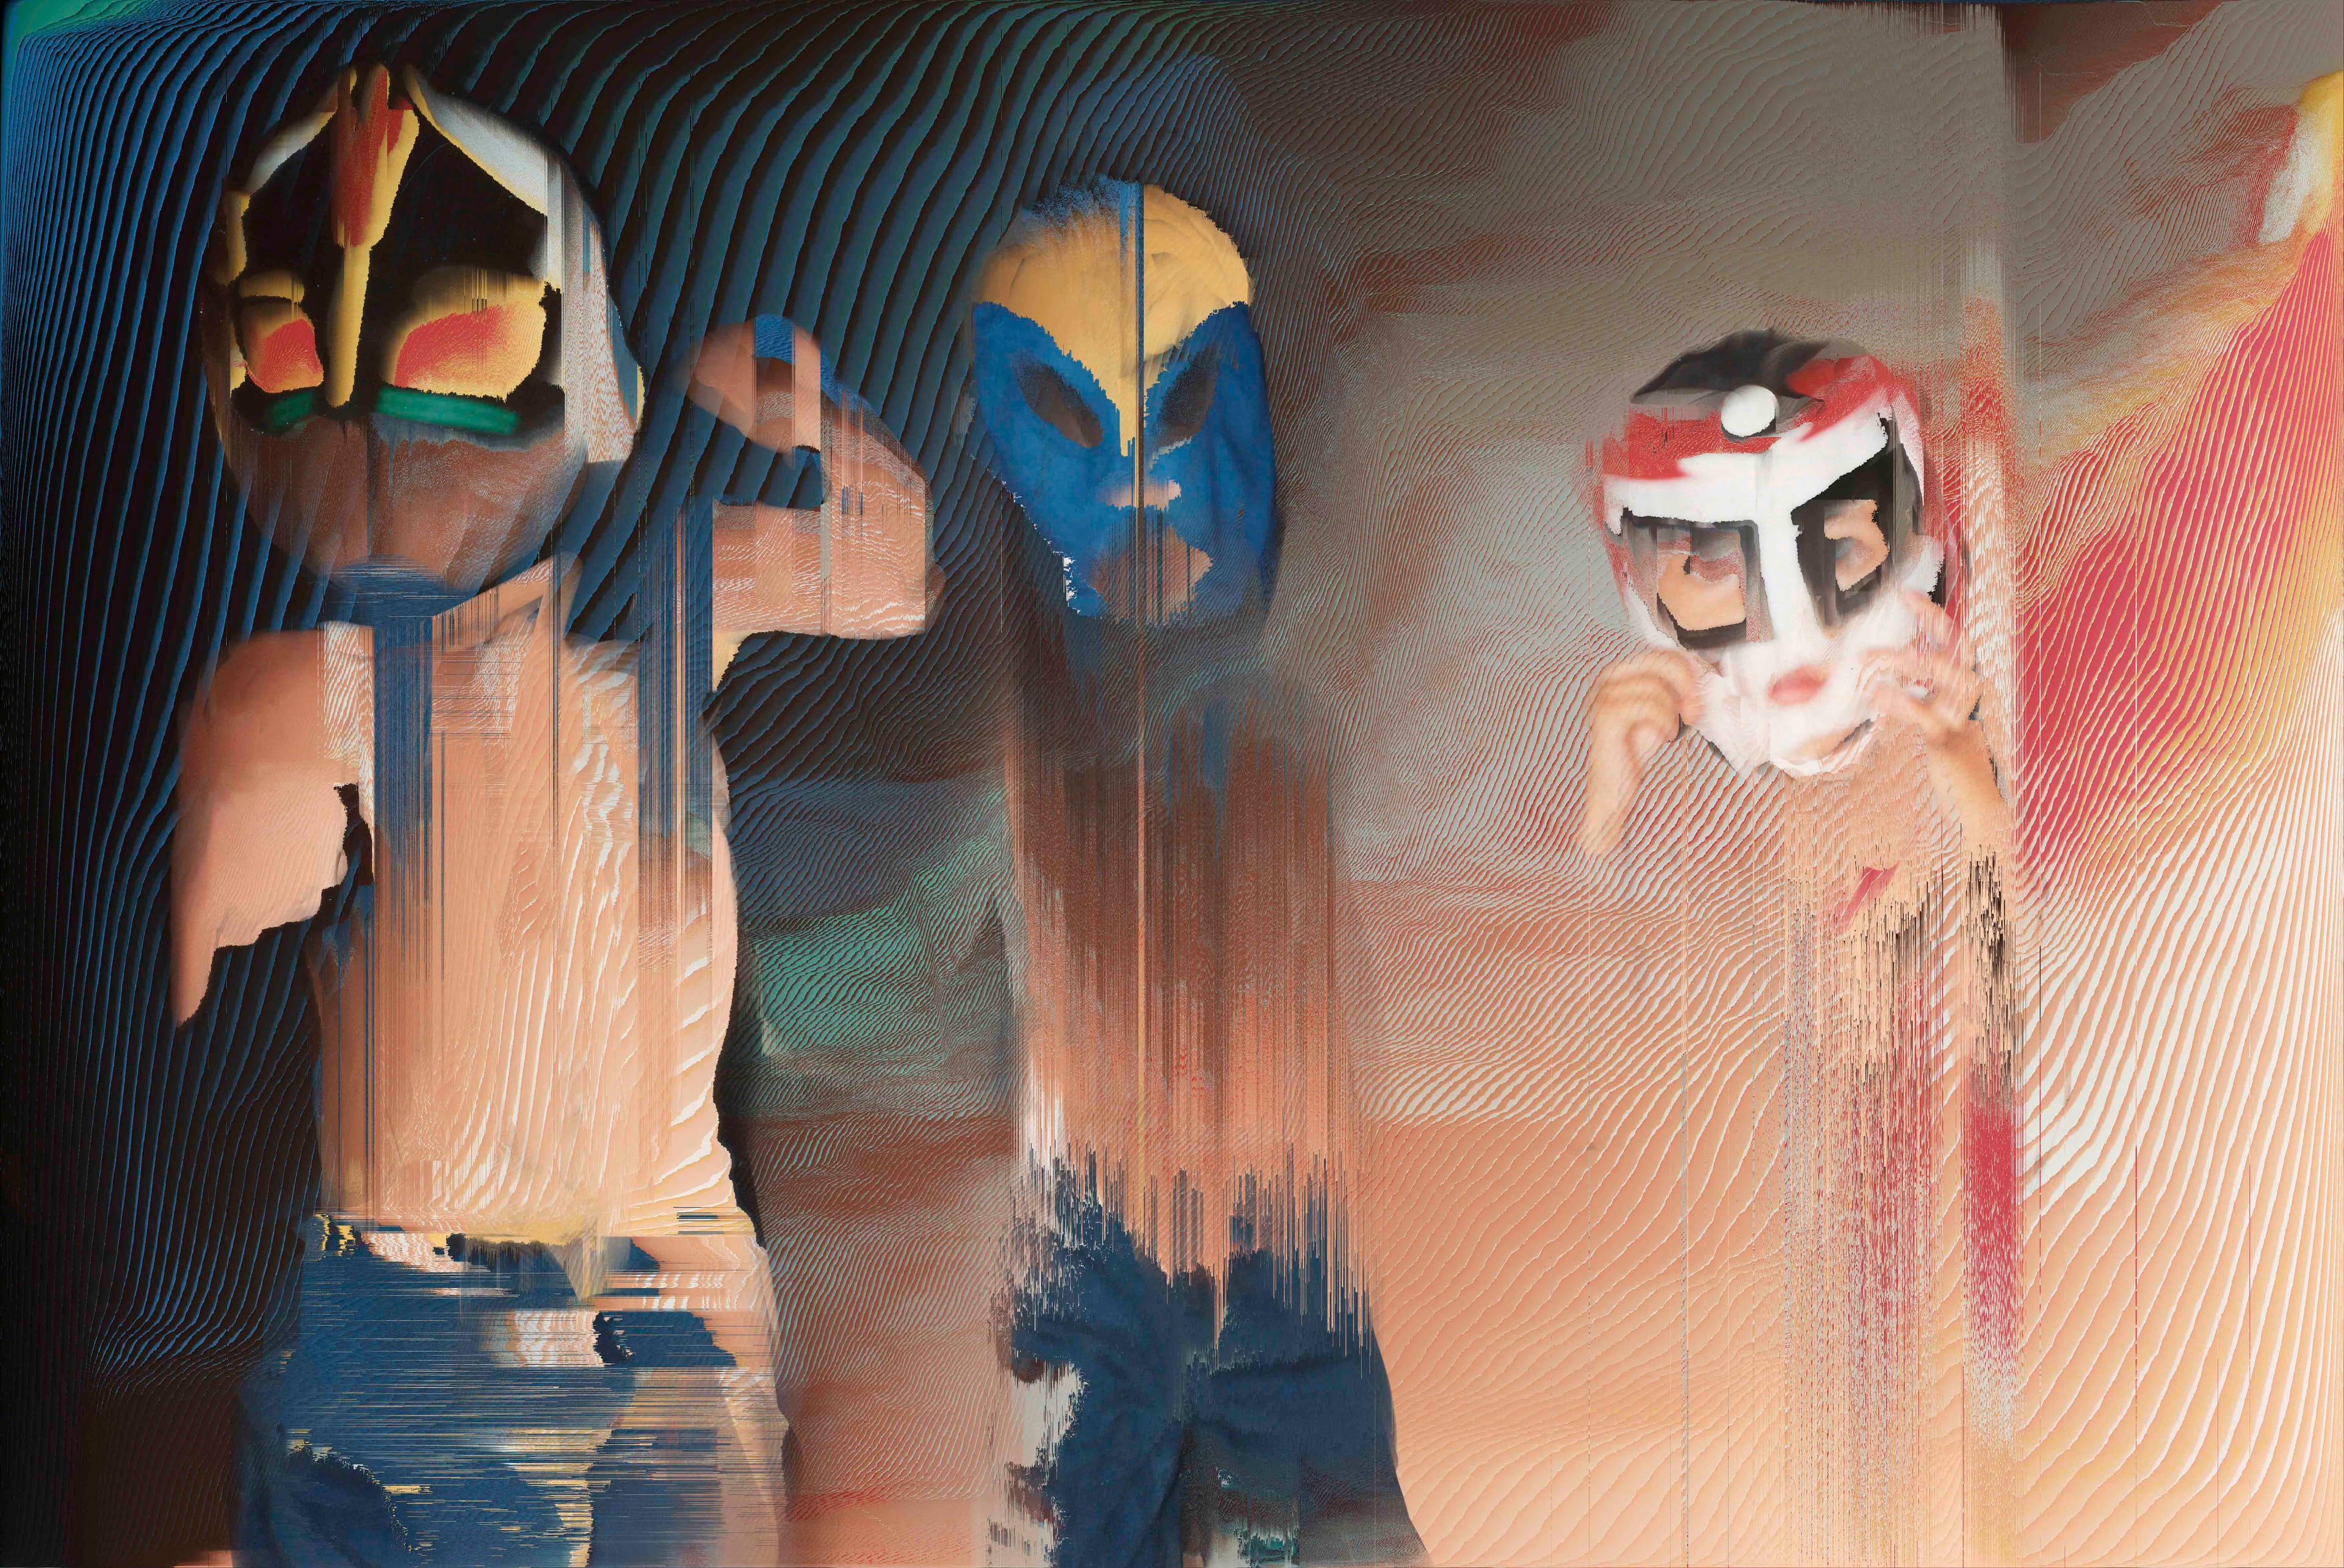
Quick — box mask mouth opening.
[1774,715,1878,776]
[1068,510,1220,624]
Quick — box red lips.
[1767,665,1829,706]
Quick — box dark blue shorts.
[999,1193,1422,1568]
[235,1219,758,1567]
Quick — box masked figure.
[970,180,1420,1568]
[1578,330,2009,856]
[176,64,929,1565]
[971,182,1276,623]
[1579,332,2017,1560]
[1597,331,1946,778]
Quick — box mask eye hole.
[381,267,549,403]
[1792,433,1911,623]
[1821,499,1889,591]
[1652,524,1748,632]
[1152,344,1220,448]
[235,297,325,394]
[1625,511,1757,647]
[1016,359,1102,449]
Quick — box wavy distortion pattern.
[4,4,2339,1566]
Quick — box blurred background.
[3,2,2336,1563]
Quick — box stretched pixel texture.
[3,3,2338,1566]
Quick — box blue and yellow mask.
[971,181,1275,622]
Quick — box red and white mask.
[1599,336,1942,777]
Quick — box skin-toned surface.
[1004,685,1351,1262]
[16,12,1600,1564]
[17,6,2337,1564]
[686,319,820,452]
[685,322,935,667]
[1083,527,1215,621]
[173,572,794,1564]
[171,630,358,1027]
[1866,596,2011,856]
[1574,648,1704,859]
[298,568,750,1238]
[174,67,930,1559]
[698,14,2331,1562]
[1578,593,2011,863]
[1653,548,1743,633]
[173,423,927,1559]
[971,173,1422,1564]
[1826,501,1891,591]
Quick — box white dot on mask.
[1720,384,1778,439]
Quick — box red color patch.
[246,314,324,393]
[331,68,416,249]
[2017,228,2341,882]
[1601,408,1774,480]
[390,305,539,394]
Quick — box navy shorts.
[235,1219,760,1567]
[998,1193,1422,1568]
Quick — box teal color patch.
[375,385,520,435]
[256,388,315,433]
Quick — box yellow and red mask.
[200,64,640,593]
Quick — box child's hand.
[1865,593,2012,851]
[1863,592,1981,746]
[1577,649,1705,857]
